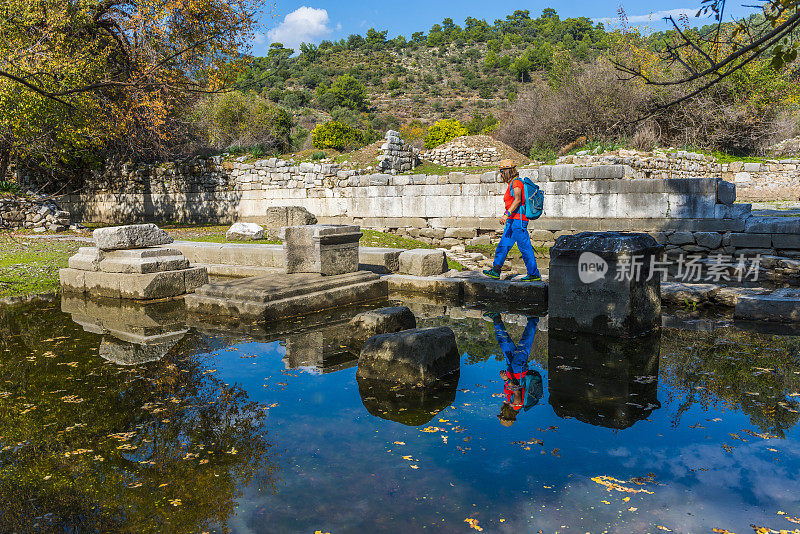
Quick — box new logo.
[578,252,608,284]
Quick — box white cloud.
[594,8,711,26]
[266,6,335,51]
[253,32,266,45]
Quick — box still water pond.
[1,296,799,533]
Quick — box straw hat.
[498,159,516,170]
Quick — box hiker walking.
[483,160,542,282]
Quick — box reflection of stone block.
[93,224,173,251]
[549,232,663,337]
[548,330,661,429]
[357,374,459,426]
[281,224,361,275]
[357,327,460,387]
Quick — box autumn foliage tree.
[0,0,264,184]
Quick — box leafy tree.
[311,121,365,151]
[321,75,368,111]
[0,0,261,181]
[194,92,293,153]
[424,119,469,149]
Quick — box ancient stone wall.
[561,150,800,201]
[422,137,502,167]
[0,196,72,231]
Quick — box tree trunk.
[0,145,11,186]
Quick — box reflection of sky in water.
[199,320,800,534]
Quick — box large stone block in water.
[356,327,460,387]
[350,306,417,342]
[98,248,189,274]
[281,224,361,275]
[548,232,664,337]
[93,224,173,251]
[398,249,448,277]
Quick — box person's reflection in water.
[485,312,543,427]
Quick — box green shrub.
[311,121,365,151]
[311,150,327,160]
[424,119,469,149]
[0,180,19,194]
[194,92,293,153]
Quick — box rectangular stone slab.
[99,256,189,274]
[185,271,387,321]
[60,266,207,300]
[93,224,174,251]
[281,224,362,275]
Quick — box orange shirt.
[504,179,527,221]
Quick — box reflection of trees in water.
[660,328,800,437]
[0,302,278,533]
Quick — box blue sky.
[252,1,759,54]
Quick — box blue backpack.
[511,178,544,220]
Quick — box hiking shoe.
[483,311,501,322]
[483,268,501,279]
[520,274,542,282]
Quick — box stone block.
[59,268,86,293]
[735,290,800,323]
[93,224,173,251]
[664,178,718,194]
[84,271,123,299]
[745,217,800,234]
[350,306,417,342]
[184,267,209,293]
[717,181,736,205]
[118,270,186,300]
[68,247,103,271]
[281,224,362,276]
[668,194,717,219]
[548,232,663,337]
[444,227,477,239]
[730,233,773,248]
[356,327,460,387]
[668,231,695,245]
[385,274,464,302]
[772,234,800,250]
[359,247,403,274]
[226,222,265,241]
[593,165,627,179]
[548,165,575,182]
[694,232,723,249]
[99,255,189,274]
[398,249,448,277]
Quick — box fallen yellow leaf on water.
[628,507,638,512]
[712,529,735,533]
[393,441,405,445]
[464,518,483,531]
[601,500,611,505]
[169,499,182,506]
[656,526,672,532]
[623,497,630,502]
[499,519,506,523]
[592,476,654,494]
[401,455,413,461]
[410,465,419,469]
[420,426,443,433]
[314,531,330,534]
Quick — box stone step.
[186,276,388,321]
[194,271,378,303]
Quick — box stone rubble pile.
[60,223,208,300]
[422,136,502,167]
[377,130,419,173]
[0,196,74,232]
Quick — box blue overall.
[493,219,540,278]
[494,316,543,412]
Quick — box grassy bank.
[0,234,82,299]
[0,227,467,300]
